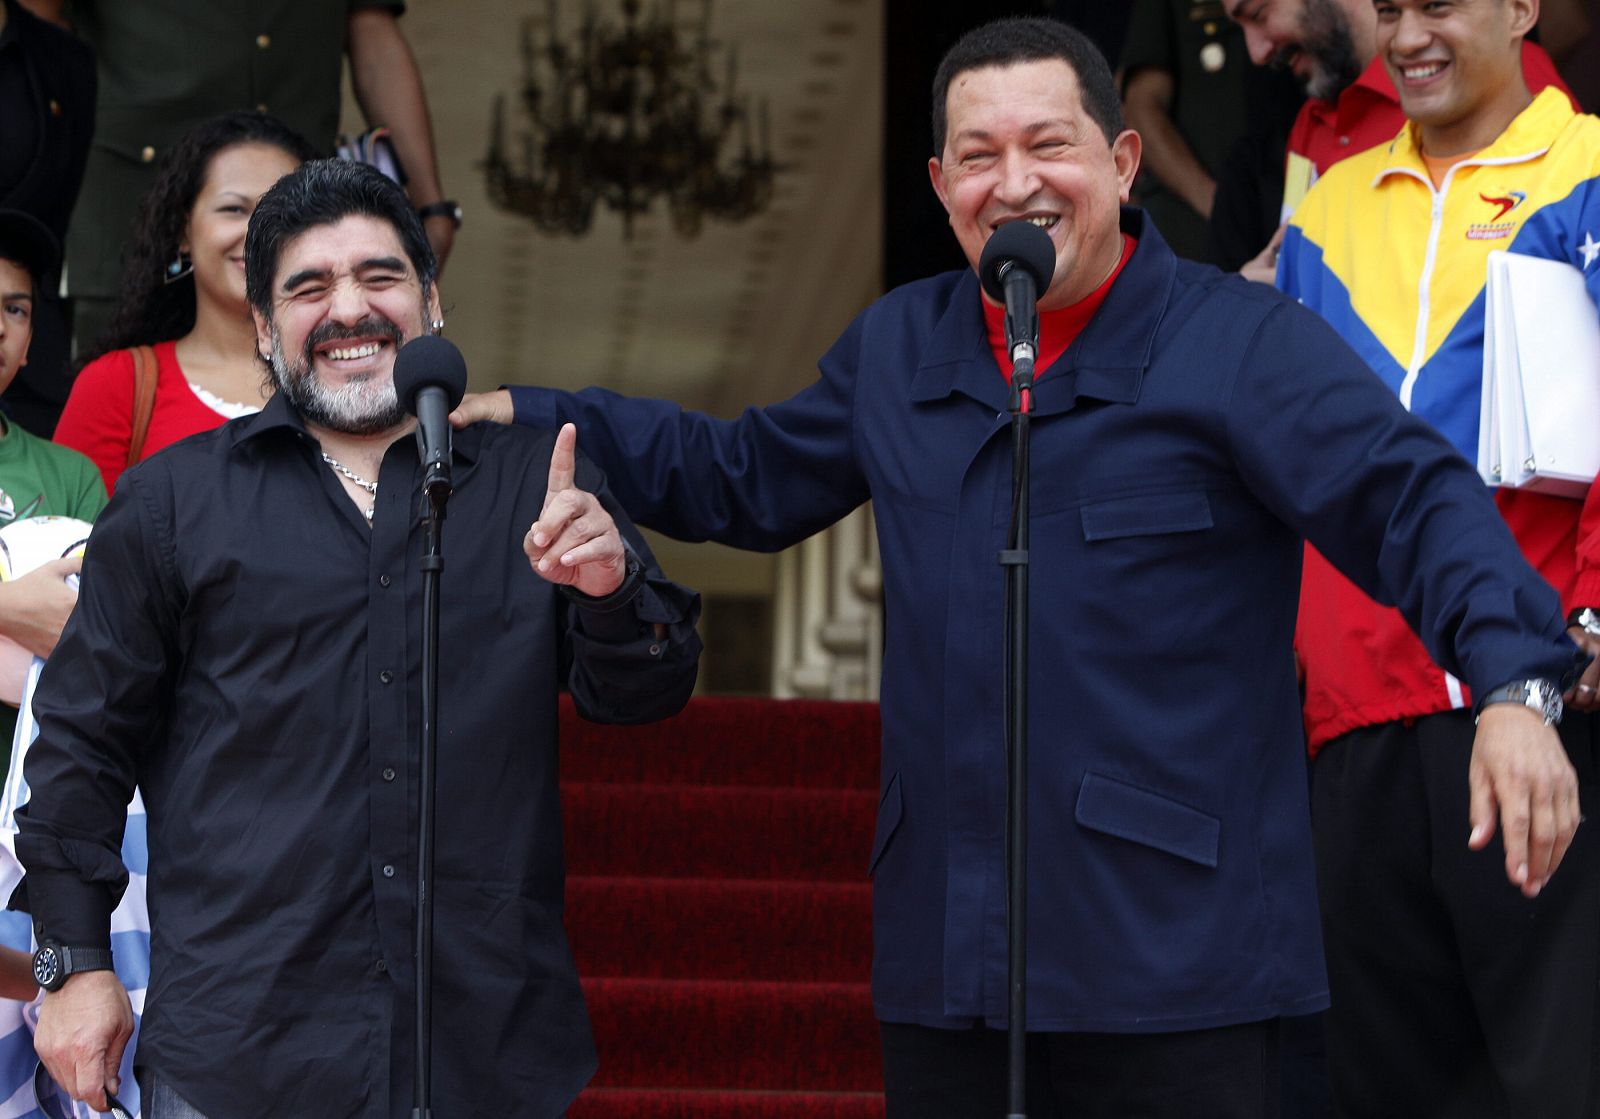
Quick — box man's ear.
[1507,0,1539,40]
[928,155,954,219]
[426,285,442,327]
[1112,129,1142,204]
[251,308,272,362]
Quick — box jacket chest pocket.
[1080,491,1214,541]
[1063,490,1219,626]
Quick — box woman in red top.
[55,112,318,493]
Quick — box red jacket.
[1300,490,1598,752]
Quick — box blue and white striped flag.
[0,659,146,1119]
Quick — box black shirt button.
[382,767,396,782]
[382,864,396,878]
[380,670,394,684]
[379,574,392,587]
[376,959,388,973]
[648,643,662,656]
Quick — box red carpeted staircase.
[560,695,887,1119]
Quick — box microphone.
[978,222,1056,409]
[393,334,469,501]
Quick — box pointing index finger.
[547,423,578,496]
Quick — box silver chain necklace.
[320,452,377,521]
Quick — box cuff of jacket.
[8,869,114,951]
[508,385,559,431]
[1570,571,1600,614]
[561,558,649,642]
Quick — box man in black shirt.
[11,159,702,1119]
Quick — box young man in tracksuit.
[1281,0,1600,1113]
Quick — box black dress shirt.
[12,393,701,1119]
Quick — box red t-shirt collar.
[984,233,1137,386]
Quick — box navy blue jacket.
[511,210,1580,1031]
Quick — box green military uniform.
[1119,0,1252,263]
[62,0,404,350]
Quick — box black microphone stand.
[999,273,1038,1119]
[412,459,451,1119]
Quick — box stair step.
[584,977,882,1091]
[561,694,880,789]
[561,696,885,1114]
[563,782,877,880]
[567,1088,885,1119]
[567,876,873,981]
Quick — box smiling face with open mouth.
[253,213,442,435]
[1375,0,1536,156]
[928,59,1139,312]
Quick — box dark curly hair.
[84,111,320,363]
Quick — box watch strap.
[60,945,114,974]
[417,200,462,228]
[1474,678,1563,725]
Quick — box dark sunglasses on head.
[32,1061,133,1119]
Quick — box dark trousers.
[139,1073,212,1119]
[1313,710,1600,1118]
[880,1019,1281,1118]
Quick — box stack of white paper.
[1477,250,1600,498]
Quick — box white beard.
[269,327,407,435]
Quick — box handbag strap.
[127,345,158,468]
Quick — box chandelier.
[483,0,780,238]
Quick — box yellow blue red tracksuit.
[1280,86,1600,1116]
[1280,87,1600,752]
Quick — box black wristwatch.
[1474,678,1564,726]
[417,200,463,229]
[31,939,114,992]
[1568,607,1600,637]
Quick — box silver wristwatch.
[1474,678,1563,726]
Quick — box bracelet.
[417,200,462,228]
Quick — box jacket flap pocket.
[867,771,903,875]
[1080,491,1213,541]
[1074,772,1219,868]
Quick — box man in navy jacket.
[454,16,1584,1117]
